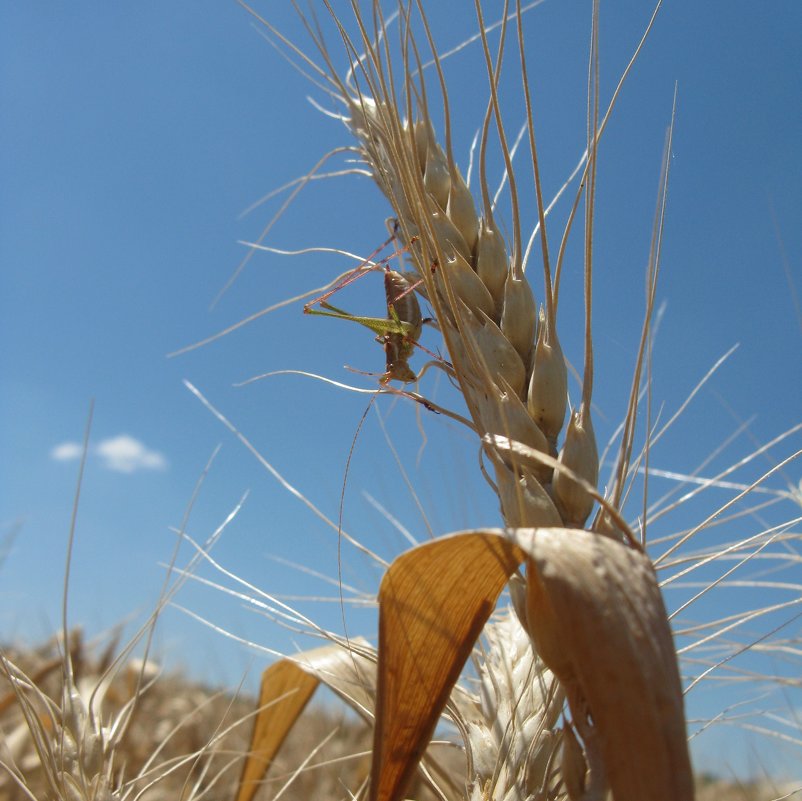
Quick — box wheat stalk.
[302,2,691,799]
[227,1,701,800]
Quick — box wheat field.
[1,2,801,800]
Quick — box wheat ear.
[237,1,693,799]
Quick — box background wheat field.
[2,2,801,798]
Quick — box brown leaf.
[516,527,694,801]
[236,660,318,801]
[371,531,525,801]
[236,638,376,801]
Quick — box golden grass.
[0,634,794,801]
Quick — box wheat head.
[231,1,698,800]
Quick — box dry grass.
[0,630,246,800]
[0,634,794,801]
[0,632,383,801]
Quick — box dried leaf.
[236,660,318,801]
[511,527,693,801]
[237,639,375,801]
[371,532,525,801]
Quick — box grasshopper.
[304,268,423,384]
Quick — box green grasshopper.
[304,268,423,384]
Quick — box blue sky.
[2,0,801,781]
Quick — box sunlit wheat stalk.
[222,1,802,800]
[227,1,703,800]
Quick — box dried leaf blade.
[514,527,694,801]
[237,638,375,801]
[236,660,318,801]
[371,531,525,801]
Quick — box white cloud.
[95,435,168,474]
[51,441,84,462]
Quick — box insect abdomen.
[383,271,422,383]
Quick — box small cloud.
[95,435,168,474]
[51,441,84,462]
